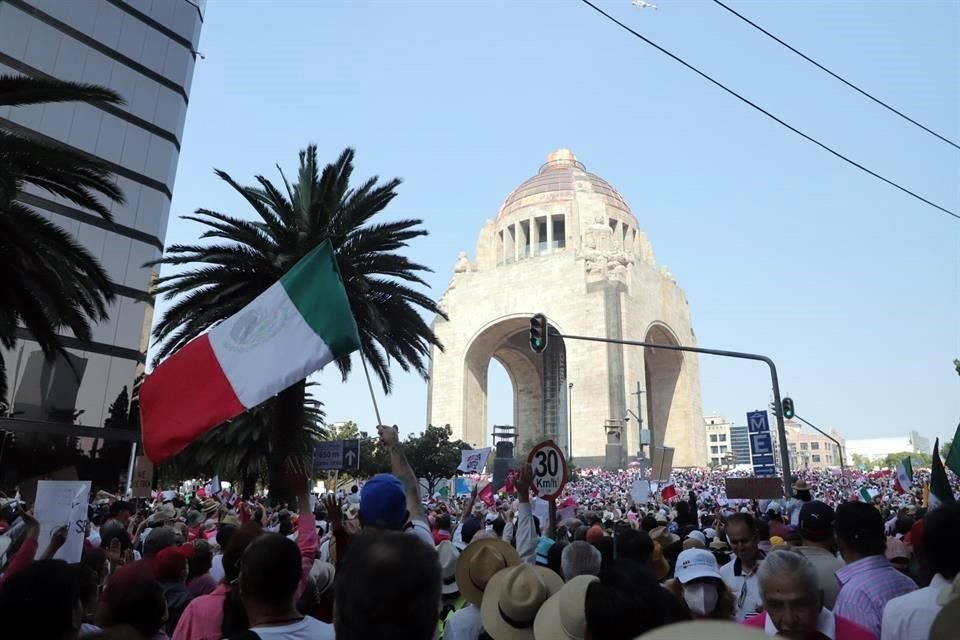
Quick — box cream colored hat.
[533,574,597,640]
[456,537,521,606]
[309,560,335,594]
[437,541,460,595]
[481,564,564,640]
[637,620,770,639]
[650,526,680,548]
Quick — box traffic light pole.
[547,329,794,497]
[793,413,846,473]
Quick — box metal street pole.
[567,382,574,460]
[633,382,645,458]
[548,329,794,496]
[794,413,846,472]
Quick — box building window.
[719,434,727,442]
[711,446,718,454]
[800,443,808,450]
[710,435,718,442]
[812,455,821,463]
[720,446,727,453]
[826,455,832,463]
[518,220,531,259]
[552,218,565,249]
[536,217,548,254]
[811,442,820,450]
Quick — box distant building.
[846,434,931,463]
[910,431,931,455]
[704,415,733,467]
[784,419,845,471]
[729,424,751,465]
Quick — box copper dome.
[498,149,631,219]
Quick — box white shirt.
[442,603,482,640]
[720,556,763,622]
[515,503,536,564]
[764,607,836,639]
[209,553,225,584]
[880,573,951,640]
[250,616,335,639]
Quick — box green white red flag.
[140,241,360,463]
[894,457,913,494]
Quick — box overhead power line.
[578,0,959,221]
[711,0,960,151]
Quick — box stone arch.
[461,316,567,450]
[644,322,683,454]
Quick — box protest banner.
[33,480,91,563]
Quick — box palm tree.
[163,390,326,498]
[149,146,444,494]
[0,75,125,402]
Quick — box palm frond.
[0,74,124,108]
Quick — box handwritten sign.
[33,480,91,563]
[132,456,153,498]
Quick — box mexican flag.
[141,242,360,463]
[858,487,878,503]
[929,437,956,510]
[894,457,913,494]
[660,482,678,501]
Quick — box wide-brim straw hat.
[533,574,597,640]
[637,620,770,640]
[437,541,460,595]
[650,526,680,548]
[481,564,564,640]
[456,538,521,606]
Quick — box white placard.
[630,479,650,504]
[33,480,91,563]
[457,448,491,473]
[532,497,550,525]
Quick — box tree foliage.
[403,424,472,494]
[879,451,932,470]
[146,146,444,497]
[161,390,326,497]
[0,75,125,401]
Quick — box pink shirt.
[172,511,317,640]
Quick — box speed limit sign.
[526,440,568,501]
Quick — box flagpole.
[360,351,384,426]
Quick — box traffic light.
[782,397,795,419]
[529,313,548,353]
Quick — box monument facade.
[427,150,706,468]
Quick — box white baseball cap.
[675,548,722,584]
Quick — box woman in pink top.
[744,550,876,640]
[172,493,317,640]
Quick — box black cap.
[799,501,834,540]
[460,516,483,545]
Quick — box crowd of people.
[1,427,959,640]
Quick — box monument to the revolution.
[427,149,706,468]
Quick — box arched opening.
[644,323,683,453]
[462,317,567,452]
[486,358,515,448]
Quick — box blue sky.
[160,0,959,447]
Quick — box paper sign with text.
[33,480,91,563]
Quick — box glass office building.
[0,0,204,428]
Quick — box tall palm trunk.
[268,379,307,506]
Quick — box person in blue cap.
[357,425,435,547]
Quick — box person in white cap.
[666,548,735,620]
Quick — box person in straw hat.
[481,563,563,639]
[533,574,597,640]
[444,537,521,640]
